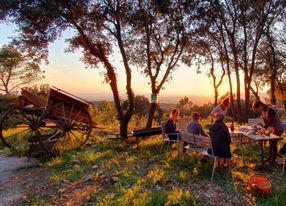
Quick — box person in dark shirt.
[252,100,284,162]
[209,113,232,167]
[165,108,179,140]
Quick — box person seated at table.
[187,112,209,137]
[183,112,209,152]
[252,100,284,162]
[210,97,230,123]
[165,108,180,141]
[209,113,232,167]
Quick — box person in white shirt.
[210,97,230,123]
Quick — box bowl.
[249,174,272,196]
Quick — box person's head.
[252,100,264,112]
[170,108,179,120]
[192,112,200,121]
[215,113,225,123]
[221,97,230,108]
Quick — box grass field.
[14,131,286,206]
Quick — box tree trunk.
[120,118,128,138]
[227,67,235,120]
[250,85,260,100]
[283,100,286,112]
[214,88,218,106]
[233,54,242,123]
[244,80,251,123]
[244,70,251,123]
[270,71,276,105]
[146,102,157,128]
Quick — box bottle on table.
[230,121,234,132]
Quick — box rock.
[111,176,119,182]
[73,164,80,169]
[110,193,115,199]
[155,185,162,190]
[83,175,93,182]
[71,160,80,165]
[92,165,98,170]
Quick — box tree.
[175,96,193,117]
[199,0,283,122]
[128,0,189,128]
[133,95,150,118]
[2,0,136,138]
[0,45,44,94]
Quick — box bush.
[0,94,17,115]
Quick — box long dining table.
[230,127,283,170]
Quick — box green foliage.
[121,95,150,118]
[143,190,167,206]
[175,96,213,119]
[0,45,45,94]
[257,185,286,206]
[23,193,48,206]
[0,94,16,115]
[19,127,286,206]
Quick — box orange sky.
[1,23,232,102]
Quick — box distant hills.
[76,92,213,106]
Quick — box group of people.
[165,97,285,167]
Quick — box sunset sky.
[0,23,231,103]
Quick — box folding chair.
[160,122,180,154]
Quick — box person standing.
[252,100,284,162]
[210,97,230,123]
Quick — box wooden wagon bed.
[0,86,97,155]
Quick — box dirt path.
[0,152,40,206]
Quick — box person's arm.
[210,105,219,116]
[198,124,209,137]
[264,108,275,128]
[186,122,191,133]
[224,125,231,144]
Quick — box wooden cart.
[0,87,96,154]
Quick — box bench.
[132,127,162,148]
[179,130,218,182]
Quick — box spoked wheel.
[38,102,92,154]
[0,106,42,155]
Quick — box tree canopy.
[0,45,44,94]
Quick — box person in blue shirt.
[187,112,208,137]
[183,112,209,153]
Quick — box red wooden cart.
[0,86,97,154]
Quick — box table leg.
[254,140,272,172]
[261,141,264,165]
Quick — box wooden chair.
[180,130,218,182]
[160,122,180,154]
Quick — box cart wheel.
[38,102,92,153]
[0,106,40,154]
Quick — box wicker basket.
[249,174,272,196]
